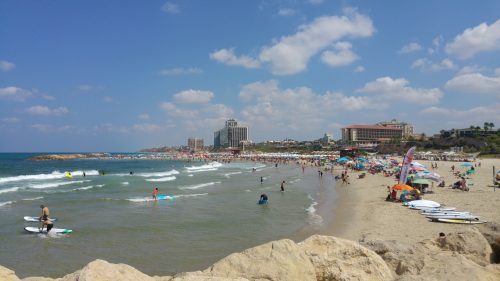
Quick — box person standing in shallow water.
[152,187,159,200]
[280,180,285,192]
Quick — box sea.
[0,153,337,278]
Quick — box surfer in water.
[280,180,285,192]
[259,194,268,204]
[39,205,53,233]
[152,187,159,200]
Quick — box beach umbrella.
[412,166,427,172]
[337,157,350,162]
[461,163,473,167]
[411,161,427,168]
[392,183,415,191]
[413,179,431,185]
[356,157,368,162]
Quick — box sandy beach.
[326,158,500,244]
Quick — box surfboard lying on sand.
[24,216,57,222]
[432,218,487,224]
[420,211,471,216]
[419,207,456,212]
[426,214,479,220]
[24,226,73,234]
[407,200,440,209]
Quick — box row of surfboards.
[406,200,486,224]
[23,216,73,234]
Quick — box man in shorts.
[39,205,53,233]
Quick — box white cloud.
[278,8,295,16]
[173,90,214,104]
[446,19,500,59]
[42,94,55,100]
[320,42,359,67]
[26,105,69,116]
[132,123,164,133]
[0,86,32,101]
[161,2,180,14]
[358,77,443,105]
[1,117,20,123]
[445,71,500,96]
[160,102,199,118]
[457,65,485,75]
[354,66,365,72]
[103,96,113,103]
[211,9,374,75]
[158,67,203,76]
[138,114,150,120]
[411,58,457,72]
[421,104,500,126]
[209,48,261,69]
[398,42,422,54]
[259,9,374,75]
[0,60,15,72]
[31,124,52,132]
[428,35,443,54]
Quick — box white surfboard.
[24,216,57,222]
[24,226,72,234]
[407,200,440,209]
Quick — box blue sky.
[1,0,499,152]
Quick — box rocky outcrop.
[362,228,500,281]
[0,265,21,281]
[28,153,108,161]
[2,229,499,281]
[299,235,393,281]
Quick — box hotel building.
[187,138,204,151]
[377,119,414,137]
[214,119,249,148]
[341,124,403,144]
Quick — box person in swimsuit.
[152,187,159,200]
[39,205,53,233]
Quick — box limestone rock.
[0,265,21,281]
[171,271,248,281]
[59,259,156,281]
[430,227,493,266]
[201,239,316,281]
[299,235,393,281]
[22,278,55,281]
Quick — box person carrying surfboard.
[39,205,54,233]
[152,187,159,200]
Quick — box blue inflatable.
[258,199,268,205]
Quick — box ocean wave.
[136,169,180,178]
[0,201,14,207]
[185,162,222,171]
[175,193,208,198]
[223,171,242,178]
[74,186,94,191]
[0,187,20,194]
[187,168,218,173]
[29,180,91,189]
[306,195,323,225]
[178,181,220,190]
[22,196,44,201]
[145,176,176,182]
[0,170,99,184]
[121,182,129,185]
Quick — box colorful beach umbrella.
[392,183,415,191]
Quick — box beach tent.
[337,157,350,162]
[413,179,431,185]
[392,183,415,191]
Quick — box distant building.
[187,138,204,151]
[377,119,414,137]
[321,133,334,144]
[341,124,402,144]
[214,119,249,148]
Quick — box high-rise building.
[214,119,249,148]
[187,138,204,151]
[377,119,414,137]
[341,124,402,143]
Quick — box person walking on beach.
[280,180,285,192]
[152,187,159,200]
[39,205,53,233]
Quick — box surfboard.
[432,218,487,224]
[24,226,73,234]
[420,211,470,216]
[65,172,73,179]
[426,214,478,220]
[24,216,57,222]
[157,195,175,200]
[407,200,440,209]
[419,207,457,213]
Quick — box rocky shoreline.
[2,225,499,281]
[28,153,110,161]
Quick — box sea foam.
[178,181,220,190]
[145,176,176,182]
[0,170,99,184]
[136,169,179,178]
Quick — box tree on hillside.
[484,122,489,131]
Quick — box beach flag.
[399,146,416,184]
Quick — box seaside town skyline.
[1,1,500,152]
